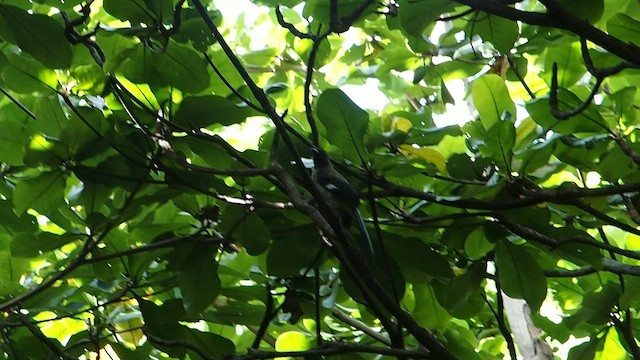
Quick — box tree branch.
[452,0,640,65]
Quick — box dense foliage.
[1,0,640,359]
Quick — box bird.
[311,147,374,257]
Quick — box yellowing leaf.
[29,134,53,151]
[514,117,537,148]
[399,145,447,173]
[275,331,312,352]
[394,117,413,132]
[114,314,144,346]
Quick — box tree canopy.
[1,0,640,359]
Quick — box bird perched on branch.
[311,147,374,257]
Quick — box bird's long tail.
[354,208,375,258]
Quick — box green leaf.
[433,262,486,318]
[557,0,603,23]
[103,0,173,23]
[173,17,219,52]
[176,245,221,314]
[11,232,81,258]
[464,227,494,260]
[242,47,279,67]
[1,52,58,93]
[33,0,85,9]
[0,119,31,166]
[596,328,626,360]
[220,206,271,256]
[494,241,547,310]
[204,301,266,326]
[155,42,210,93]
[317,88,369,162]
[185,328,235,359]
[566,283,619,327]
[385,236,453,283]
[443,327,482,360]
[568,336,603,360]
[266,228,322,277]
[543,42,585,87]
[526,91,607,134]
[482,117,516,168]
[412,284,451,330]
[253,0,303,7]
[397,0,456,36]
[13,171,66,216]
[0,5,72,69]
[607,13,640,45]
[0,202,37,234]
[32,95,67,138]
[139,299,188,358]
[0,235,31,296]
[471,74,516,130]
[470,13,519,53]
[174,95,260,128]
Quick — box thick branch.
[452,0,640,65]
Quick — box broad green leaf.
[470,12,519,53]
[139,299,188,358]
[464,227,494,260]
[620,277,640,308]
[0,203,37,234]
[220,206,271,256]
[32,95,67,138]
[0,119,30,165]
[155,42,210,93]
[385,236,453,283]
[607,13,640,44]
[595,328,626,360]
[316,88,369,162]
[471,74,516,130]
[0,237,31,295]
[397,0,456,36]
[557,0,603,23]
[33,0,85,9]
[482,118,516,167]
[1,53,58,93]
[204,301,266,326]
[543,42,584,87]
[176,245,221,314]
[608,86,636,120]
[242,47,279,67]
[0,5,72,69]
[303,0,377,29]
[174,95,260,128]
[447,153,492,181]
[526,91,607,134]
[11,232,81,258]
[443,327,482,360]
[253,0,303,7]
[186,330,235,359]
[173,17,219,52]
[103,0,173,23]
[13,171,66,216]
[413,284,451,330]
[566,284,619,327]
[494,241,547,310]
[433,262,486,319]
[568,336,604,360]
[266,227,322,277]
[6,328,56,359]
